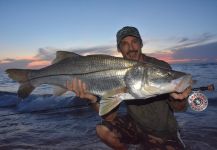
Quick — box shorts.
[98,114,185,150]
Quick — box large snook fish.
[6,51,192,116]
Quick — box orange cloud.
[165,58,196,64]
[27,60,51,69]
[147,50,195,64]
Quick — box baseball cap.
[116,26,142,48]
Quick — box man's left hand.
[170,86,192,101]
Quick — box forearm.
[168,97,188,112]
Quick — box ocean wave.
[0,91,88,113]
[0,91,20,107]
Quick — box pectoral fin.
[99,88,127,116]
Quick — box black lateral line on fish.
[26,67,132,82]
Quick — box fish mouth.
[174,74,192,93]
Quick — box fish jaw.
[173,74,192,93]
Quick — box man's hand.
[170,86,192,101]
[66,78,97,103]
[169,86,192,111]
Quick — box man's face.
[118,36,142,61]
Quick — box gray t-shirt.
[127,55,179,140]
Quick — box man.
[66,26,191,150]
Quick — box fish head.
[144,65,192,95]
[125,64,192,98]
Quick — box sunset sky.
[0,0,217,70]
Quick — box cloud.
[1,33,216,70]
[33,45,121,61]
[0,58,16,64]
[167,33,216,50]
[34,45,119,60]
[0,59,32,71]
[0,48,54,70]
[0,45,120,71]
[141,33,217,55]
[177,33,215,44]
[148,41,217,64]
[27,60,51,68]
[178,37,189,43]
[34,47,59,60]
[145,33,217,64]
[172,41,217,61]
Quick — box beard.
[126,51,140,61]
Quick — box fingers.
[66,78,97,102]
[79,79,86,98]
[170,86,192,100]
[66,78,80,96]
[66,78,87,97]
[79,80,97,101]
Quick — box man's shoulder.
[144,55,171,69]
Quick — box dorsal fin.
[52,51,81,64]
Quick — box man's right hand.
[66,78,97,103]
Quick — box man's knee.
[96,124,110,139]
[96,124,127,150]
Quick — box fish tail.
[6,69,35,99]
[6,69,30,82]
[17,83,35,99]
